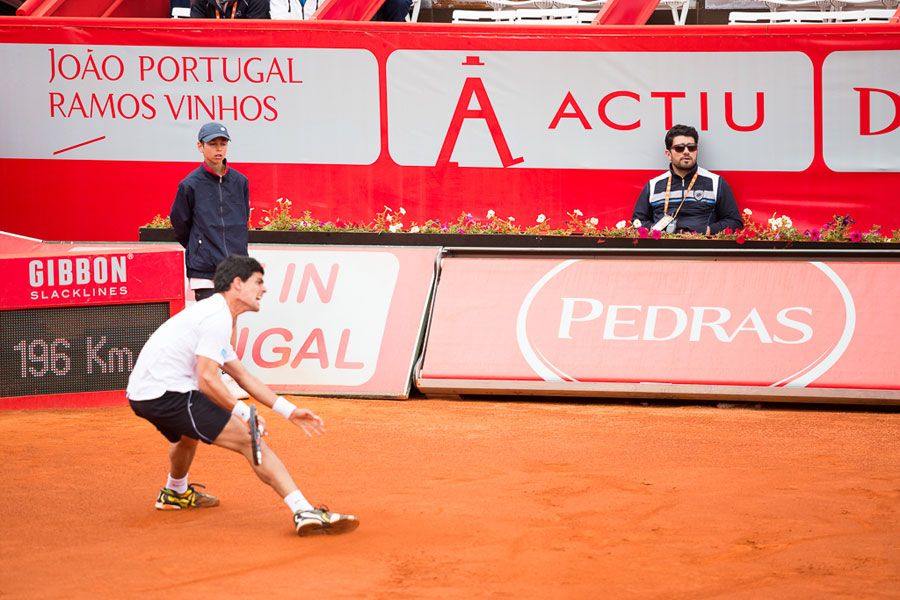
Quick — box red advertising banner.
[0,243,184,309]
[1,239,185,408]
[0,20,898,242]
[419,257,900,393]
[234,244,438,398]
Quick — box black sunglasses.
[669,144,698,153]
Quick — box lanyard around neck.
[215,1,238,18]
[663,171,699,220]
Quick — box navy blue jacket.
[633,165,742,235]
[170,161,250,280]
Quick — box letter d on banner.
[855,87,900,136]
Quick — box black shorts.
[130,390,231,444]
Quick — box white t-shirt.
[127,294,238,400]
[270,0,321,19]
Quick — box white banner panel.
[0,44,380,164]
[237,249,399,386]
[822,50,900,173]
[386,51,814,171]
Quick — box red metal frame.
[315,0,385,21]
[17,0,167,17]
[594,0,658,25]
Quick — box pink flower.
[650,228,662,240]
[637,227,649,239]
[807,228,821,241]
[849,231,862,243]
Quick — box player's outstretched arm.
[222,359,325,436]
[197,355,243,411]
[221,358,277,407]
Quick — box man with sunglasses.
[632,125,742,235]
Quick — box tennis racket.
[249,404,262,466]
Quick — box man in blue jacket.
[171,122,250,302]
[632,124,742,235]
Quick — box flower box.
[137,227,899,257]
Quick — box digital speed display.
[1,303,169,397]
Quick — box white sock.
[166,473,189,494]
[284,490,314,513]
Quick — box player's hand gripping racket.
[249,404,262,466]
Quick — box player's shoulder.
[183,295,229,325]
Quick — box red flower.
[637,227,649,239]
[650,228,662,240]
[735,233,746,245]
[723,227,733,236]
[849,231,862,243]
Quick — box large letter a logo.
[436,77,524,168]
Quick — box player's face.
[198,138,229,169]
[238,272,266,312]
[665,135,698,174]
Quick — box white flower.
[616,220,627,229]
[536,214,546,224]
[633,219,642,228]
[410,225,420,233]
[383,205,393,212]
[589,217,599,226]
[389,223,402,233]
[487,209,495,219]
[743,208,752,216]
[768,214,793,231]
[386,214,393,222]
[573,209,583,217]
[508,216,515,222]
[399,207,406,215]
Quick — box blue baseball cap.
[198,122,231,143]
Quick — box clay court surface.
[1,398,898,598]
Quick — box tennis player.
[126,255,358,536]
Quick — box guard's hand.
[288,408,325,437]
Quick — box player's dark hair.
[213,255,264,293]
[665,124,699,149]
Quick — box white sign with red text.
[420,257,900,390]
[823,50,900,172]
[386,51,814,171]
[0,44,380,164]
[233,245,438,397]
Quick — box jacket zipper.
[218,174,229,255]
